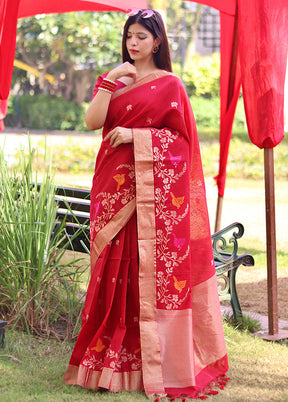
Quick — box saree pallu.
[63,71,229,399]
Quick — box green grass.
[1,324,288,401]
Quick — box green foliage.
[16,11,125,69]
[166,0,203,66]
[190,95,247,131]
[15,12,125,103]
[190,95,220,128]
[5,94,85,131]
[223,312,262,333]
[0,143,87,339]
[33,136,100,174]
[183,53,220,97]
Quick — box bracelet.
[98,87,114,95]
[104,78,117,86]
[98,78,117,94]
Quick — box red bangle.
[104,78,117,87]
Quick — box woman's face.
[126,23,158,63]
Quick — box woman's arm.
[85,62,137,131]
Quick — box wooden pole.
[264,147,278,335]
[214,195,223,233]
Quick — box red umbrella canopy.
[0,0,147,131]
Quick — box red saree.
[63,71,229,399]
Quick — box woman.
[63,8,229,400]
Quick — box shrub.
[223,312,262,333]
[0,142,87,339]
[191,96,220,128]
[183,53,220,97]
[190,95,247,131]
[5,94,86,131]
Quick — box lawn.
[1,323,288,401]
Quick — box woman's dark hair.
[122,10,172,72]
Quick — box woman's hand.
[104,127,133,148]
[85,63,136,131]
[107,62,137,82]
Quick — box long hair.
[122,10,172,72]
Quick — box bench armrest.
[212,222,244,265]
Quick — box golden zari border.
[90,199,136,272]
[133,128,165,395]
[63,364,143,391]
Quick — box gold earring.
[152,46,159,54]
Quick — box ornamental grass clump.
[0,143,86,340]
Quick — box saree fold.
[63,71,229,399]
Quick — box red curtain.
[184,0,288,196]
[214,8,241,196]
[238,0,288,149]
[0,0,21,131]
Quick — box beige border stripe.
[112,70,173,100]
[63,364,143,391]
[90,199,136,272]
[133,128,165,396]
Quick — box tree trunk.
[75,70,91,106]
[184,4,203,67]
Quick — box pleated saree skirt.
[63,213,144,391]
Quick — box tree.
[165,1,203,67]
[15,12,125,104]
[149,0,203,78]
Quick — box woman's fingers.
[107,62,137,82]
[104,127,133,147]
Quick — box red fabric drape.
[184,0,240,197]
[17,0,146,18]
[238,0,288,149]
[214,8,241,197]
[0,0,147,131]
[0,0,21,131]
[185,0,287,196]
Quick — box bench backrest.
[55,186,90,253]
